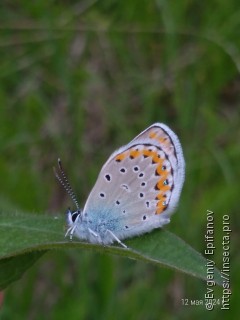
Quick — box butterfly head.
[66,207,82,226]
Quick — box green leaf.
[0,212,222,289]
[0,251,46,289]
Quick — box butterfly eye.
[71,211,80,222]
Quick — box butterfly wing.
[129,122,185,210]
[82,123,185,242]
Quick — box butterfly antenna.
[54,158,80,210]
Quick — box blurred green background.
[0,1,239,319]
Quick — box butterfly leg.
[88,228,99,238]
[88,227,107,245]
[65,215,80,240]
[106,230,128,249]
[65,225,77,240]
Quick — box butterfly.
[55,123,185,248]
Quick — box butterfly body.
[59,123,185,247]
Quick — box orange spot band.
[115,153,126,161]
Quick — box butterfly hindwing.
[82,123,185,240]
